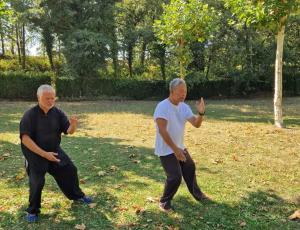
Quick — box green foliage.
[0,56,61,72]
[0,71,53,99]
[224,0,300,30]
[154,0,217,78]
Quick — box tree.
[154,0,216,78]
[0,0,13,56]
[224,0,300,127]
[44,0,115,89]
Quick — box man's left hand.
[196,97,205,114]
[69,116,78,126]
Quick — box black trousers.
[26,159,85,214]
[159,150,203,203]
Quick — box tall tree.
[44,0,115,90]
[154,0,216,78]
[224,0,300,128]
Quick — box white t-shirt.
[154,98,194,156]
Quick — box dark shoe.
[26,213,38,223]
[76,196,93,205]
[197,193,213,203]
[159,201,173,212]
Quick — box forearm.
[21,135,47,158]
[193,114,204,128]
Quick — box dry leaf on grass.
[75,223,86,230]
[166,225,179,230]
[239,221,246,227]
[212,159,223,164]
[132,205,145,215]
[132,160,140,164]
[288,210,300,221]
[232,155,239,161]
[109,165,118,172]
[113,206,128,212]
[79,179,86,184]
[97,171,106,176]
[129,153,136,158]
[115,223,137,228]
[146,197,159,203]
[88,203,97,208]
[15,169,26,180]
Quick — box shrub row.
[0,71,299,100]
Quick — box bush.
[56,78,168,100]
[0,71,53,100]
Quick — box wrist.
[198,111,205,116]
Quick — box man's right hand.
[174,148,186,162]
[43,152,60,162]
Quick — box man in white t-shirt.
[154,78,211,212]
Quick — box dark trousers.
[159,150,203,203]
[26,161,85,214]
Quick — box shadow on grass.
[130,190,299,230]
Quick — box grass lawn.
[0,98,299,230]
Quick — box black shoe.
[197,193,213,203]
[159,200,173,212]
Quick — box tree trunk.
[178,38,185,79]
[42,27,55,71]
[1,32,5,57]
[21,23,26,69]
[15,25,21,64]
[127,43,133,77]
[10,26,15,55]
[159,46,166,81]
[111,28,119,77]
[140,40,146,67]
[274,16,287,128]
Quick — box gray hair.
[169,78,186,92]
[37,84,55,97]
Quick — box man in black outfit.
[20,84,92,222]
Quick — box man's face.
[170,84,187,103]
[38,90,56,110]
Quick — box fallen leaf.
[3,153,10,157]
[129,153,136,158]
[239,221,246,227]
[232,155,239,161]
[288,210,300,221]
[109,165,118,172]
[15,169,26,180]
[113,206,128,212]
[132,205,145,215]
[166,225,179,230]
[79,179,86,184]
[115,223,137,228]
[146,197,159,203]
[97,171,106,176]
[114,184,124,189]
[132,160,140,164]
[88,203,97,208]
[75,223,86,230]
[212,159,223,164]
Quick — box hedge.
[0,71,299,100]
[0,72,53,100]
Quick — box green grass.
[0,98,299,230]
